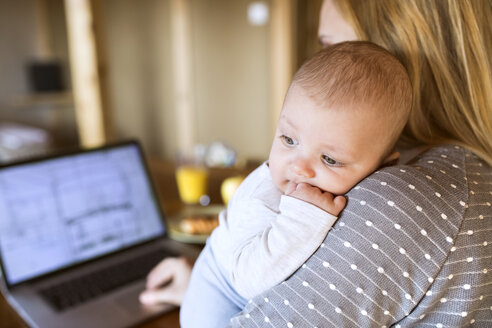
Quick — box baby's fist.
[285,182,346,216]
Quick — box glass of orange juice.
[175,165,209,204]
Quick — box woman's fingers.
[145,257,177,289]
[139,283,183,305]
[140,257,192,306]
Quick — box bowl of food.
[167,204,224,244]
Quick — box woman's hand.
[139,257,192,306]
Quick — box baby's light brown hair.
[292,41,412,156]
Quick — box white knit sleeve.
[228,194,337,299]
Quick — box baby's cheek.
[319,174,353,195]
[339,174,367,194]
[270,170,287,193]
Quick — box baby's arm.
[285,182,346,216]
[228,186,345,299]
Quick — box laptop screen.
[0,142,166,285]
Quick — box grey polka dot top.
[229,145,492,327]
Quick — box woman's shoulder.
[345,144,470,228]
[363,144,469,188]
[348,144,490,223]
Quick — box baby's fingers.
[285,181,298,195]
[294,183,319,196]
[333,195,347,213]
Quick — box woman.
[141,0,492,326]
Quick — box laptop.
[0,140,199,328]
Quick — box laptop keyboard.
[39,248,175,311]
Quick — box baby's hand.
[285,182,346,216]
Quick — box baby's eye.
[280,135,297,146]
[321,154,339,166]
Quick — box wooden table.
[0,158,258,328]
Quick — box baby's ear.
[382,151,400,167]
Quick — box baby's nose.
[292,159,315,179]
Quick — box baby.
[180,41,412,327]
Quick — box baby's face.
[269,85,398,195]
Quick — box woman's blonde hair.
[334,0,492,166]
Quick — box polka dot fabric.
[229,145,492,327]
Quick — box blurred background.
[0,0,322,164]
